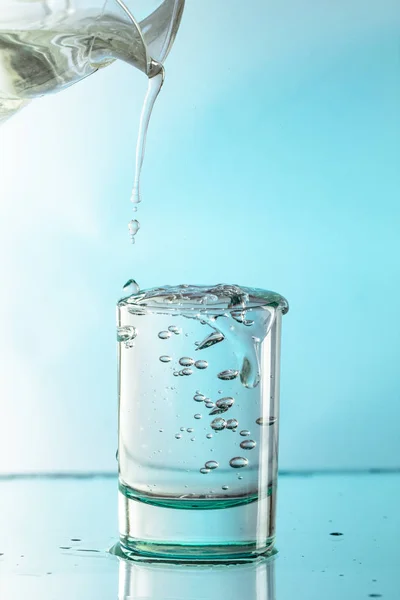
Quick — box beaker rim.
[118,283,289,315]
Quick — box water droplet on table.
[229,457,248,468]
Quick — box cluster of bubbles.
[118,305,278,490]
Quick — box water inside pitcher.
[0,0,184,123]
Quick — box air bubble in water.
[195,331,225,351]
[173,371,179,376]
[200,468,210,474]
[193,394,205,403]
[209,397,234,415]
[240,439,256,450]
[122,279,140,295]
[206,433,213,439]
[211,418,226,431]
[168,325,181,335]
[182,368,193,376]
[180,427,185,432]
[238,475,243,480]
[179,357,194,367]
[194,413,202,420]
[117,326,137,348]
[256,417,277,426]
[217,369,239,381]
[222,485,229,490]
[159,355,172,363]
[205,401,215,409]
[191,437,196,441]
[226,419,238,430]
[240,430,250,437]
[195,360,208,370]
[229,457,248,468]
[187,428,194,433]
[158,331,171,340]
[175,434,182,440]
[128,219,140,243]
[205,460,219,470]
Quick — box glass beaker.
[0,0,184,122]
[117,284,288,560]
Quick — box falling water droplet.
[200,468,210,474]
[195,360,208,370]
[175,434,182,440]
[240,430,250,437]
[179,357,194,367]
[159,355,172,363]
[122,279,140,295]
[226,419,238,430]
[217,369,239,381]
[158,331,171,340]
[211,418,226,431]
[194,413,202,420]
[195,331,225,351]
[128,219,140,243]
[229,457,248,468]
[240,439,256,450]
[168,325,182,335]
[256,416,277,426]
[205,460,219,470]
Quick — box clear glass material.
[117,284,288,560]
[0,0,184,122]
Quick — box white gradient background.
[0,0,399,473]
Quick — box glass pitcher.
[0,0,185,123]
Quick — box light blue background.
[0,0,399,472]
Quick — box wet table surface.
[0,472,398,599]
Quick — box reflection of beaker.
[118,554,276,600]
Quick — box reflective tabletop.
[0,472,398,599]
